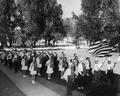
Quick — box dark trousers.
[37,68,41,74]
[108,70,113,80]
[74,73,85,88]
[67,76,73,96]
[14,61,19,73]
[113,74,120,92]
[8,59,12,69]
[94,71,100,82]
[100,71,108,85]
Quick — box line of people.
[0,49,118,92]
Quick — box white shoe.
[48,77,50,80]
[32,80,35,84]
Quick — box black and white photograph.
[0,0,120,96]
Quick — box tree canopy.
[0,0,66,47]
[74,0,120,42]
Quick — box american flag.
[89,39,117,57]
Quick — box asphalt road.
[0,70,26,96]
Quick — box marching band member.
[73,56,79,71]
[12,52,19,73]
[58,56,68,79]
[63,59,75,96]
[106,58,114,85]
[85,57,91,76]
[1,51,6,65]
[36,53,42,76]
[113,55,120,92]
[92,58,102,83]
[53,52,58,73]
[21,55,28,77]
[74,57,86,90]
[7,51,13,69]
[29,57,37,84]
[45,53,54,80]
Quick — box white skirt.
[29,65,37,75]
[46,66,53,74]
[59,65,65,72]
[37,64,42,68]
[21,66,28,70]
[30,70,37,75]
[63,68,71,81]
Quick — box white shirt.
[75,62,83,75]
[113,56,120,75]
[93,62,102,71]
[85,60,90,70]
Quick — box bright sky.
[57,0,82,18]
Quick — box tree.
[75,0,120,42]
[13,0,66,47]
[0,0,26,47]
[63,17,76,37]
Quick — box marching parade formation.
[0,48,120,96]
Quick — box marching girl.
[45,54,54,80]
[21,55,28,77]
[29,57,37,84]
[36,53,42,76]
[58,56,68,79]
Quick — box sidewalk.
[0,64,60,96]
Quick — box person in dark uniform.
[12,52,19,73]
[53,52,58,73]
[63,59,75,96]
[7,51,13,69]
[113,55,120,93]
[106,58,114,86]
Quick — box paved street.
[0,64,60,96]
[0,62,83,96]
[0,69,25,96]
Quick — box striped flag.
[89,39,116,57]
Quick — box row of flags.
[89,39,117,57]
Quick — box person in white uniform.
[29,57,37,84]
[36,54,42,76]
[113,55,120,92]
[45,54,54,80]
[21,55,28,77]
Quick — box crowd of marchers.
[0,49,120,95]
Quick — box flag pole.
[100,56,109,68]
